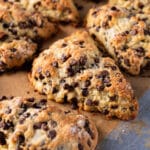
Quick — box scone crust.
[0,96,98,150]
[86,5,150,75]
[30,30,138,120]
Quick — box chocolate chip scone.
[109,0,150,14]
[0,96,98,150]
[0,38,37,72]
[0,2,57,72]
[86,5,150,75]
[3,0,79,23]
[29,30,138,120]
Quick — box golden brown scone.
[0,1,57,73]
[0,96,98,150]
[109,0,150,14]
[3,0,79,23]
[29,30,138,120]
[0,39,37,72]
[86,5,150,75]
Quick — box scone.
[0,2,56,41]
[2,0,79,23]
[109,0,150,14]
[0,2,57,72]
[86,5,150,75]
[29,30,138,120]
[0,39,37,73]
[0,96,98,150]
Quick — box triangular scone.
[86,5,150,75]
[4,0,79,23]
[30,30,138,120]
[109,0,150,14]
[0,97,98,150]
[0,2,57,72]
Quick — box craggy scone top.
[30,30,138,120]
[0,96,98,150]
[109,0,150,14]
[0,1,56,72]
[86,5,150,75]
[1,0,79,23]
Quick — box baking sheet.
[0,0,150,149]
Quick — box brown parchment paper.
[0,0,150,146]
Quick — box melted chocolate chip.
[48,130,57,140]
[84,119,94,139]
[124,59,130,67]
[0,131,6,145]
[102,109,109,115]
[111,105,118,109]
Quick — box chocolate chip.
[0,96,7,101]
[111,66,117,70]
[84,119,94,139]
[71,98,78,109]
[48,130,57,140]
[85,80,91,87]
[109,95,117,101]
[52,87,58,94]
[78,143,84,150]
[82,88,89,96]
[27,97,35,102]
[0,131,6,145]
[129,106,135,111]
[39,73,45,80]
[41,122,48,131]
[96,85,105,91]
[50,120,57,128]
[124,59,130,67]
[93,101,99,106]
[3,23,9,28]
[33,122,42,129]
[135,47,145,57]
[62,43,67,47]
[86,99,92,106]
[72,82,78,88]
[102,109,109,115]
[61,54,70,62]
[67,67,75,76]
[111,6,117,11]
[18,134,25,145]
[79,56,87,66]
[0,34,8,41]
[111,105,118,109]
[64,84,74,91]
[10,48,17,52]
